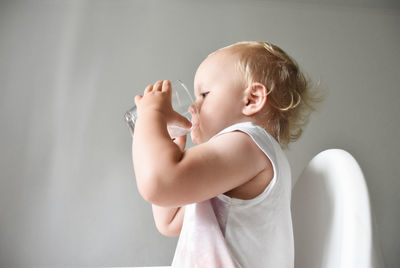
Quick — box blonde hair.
[216,41,326,150]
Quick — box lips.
[190,122,199,132]
[191,123,199,131]
[189,120,200,145]
[190,114,199,129]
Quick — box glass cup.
[124,80,196,138]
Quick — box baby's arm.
[134,129,268,207]
[151,135,186,237]
[152,205,185,237]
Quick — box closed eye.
[200,92,209,98]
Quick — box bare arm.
[146,114,187,237]
[132,80,191,201]
[135,129,268,207]
[152,205,185,237]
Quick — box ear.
[242,82,268,116]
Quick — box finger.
[162,80,171,93]
[153,80,163,91]
[134,95,143,105]
[171,112,192,129]
[173,135,187,151]
[144,84,153,94]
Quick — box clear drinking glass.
[124,80,196,138]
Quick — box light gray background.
[0,0,399,267]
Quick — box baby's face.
[190,50,247,144]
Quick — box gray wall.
[0,0,399,267]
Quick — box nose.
[189,102,199,115]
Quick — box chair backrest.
[291,149,385,268]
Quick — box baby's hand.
[134,80,192,129]
[134,80,173,117]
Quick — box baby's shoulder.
[206,130,269,167]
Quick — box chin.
[190,129,206,145]
[190,133,201,145]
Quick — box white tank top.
[172,122,294,268]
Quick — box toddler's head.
[191,41,325,149]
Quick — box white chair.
[291,149,385,268]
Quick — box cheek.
[201,98,233,122]
[199,102,219,126]
[199,106,224,138]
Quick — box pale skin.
[132,50,274,237]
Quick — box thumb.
[170,112,192,129]
[134,95,143,106]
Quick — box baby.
[132,41,323,267]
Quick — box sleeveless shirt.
[172,122,294,268]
